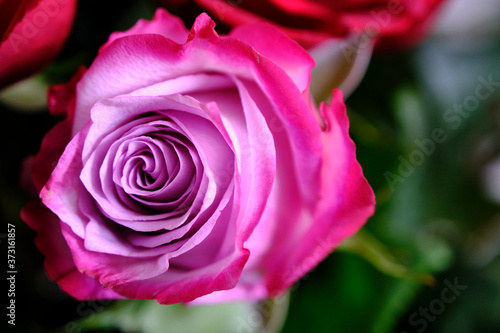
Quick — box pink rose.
[0,0,77,89]
[163,0,446,50]
[21,9,375,304]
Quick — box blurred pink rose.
[163,0,446,50]
[21,9,374,304]
[0,0,77,89]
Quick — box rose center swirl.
[83,112,207,232]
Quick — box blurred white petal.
[310,35,374,102]
[433,0,500,49]
[0,75,48,112]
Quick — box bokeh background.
[2,0,500,332]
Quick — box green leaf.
[339,230,436,285]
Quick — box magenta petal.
[187,12,219,41]
[230,22,315,93]
[127,73,233,98]
[191,271,268,304]
[229,78,276,242]
[32,119,72,193]
[20,201,122,300]
[48,67,86,118]
[41,125,92,238]
[242,77,323,206]
[61,223,172,286]
[264,90,375,296]
[100,8,189,51]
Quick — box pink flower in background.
[21,9,375,304]
[164,0,446,50]
[0,0,77,90]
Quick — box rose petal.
[61,223,172,286]
[32,118,72,192]
[132,74,234,99]
[230,22,315,93]
[100,8,189,51]
[113,245,250,304]
[20,201,122,300]
[241,76,323,205]
[264,90,375,295]
[41,124,92,238]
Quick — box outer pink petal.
[20,201,122,300]
[100,8,189,51]
[60,222,173,287]
[264,89,375,296]
[112,247,250,304]
[229,22,315,93]
[48,66,86,118]
[0,0,77,89]
[247,62,323,205]
[190,267,268,304]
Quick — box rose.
[21,9,375,304]
[0,0,77,90]
[161,0,446,50]
[22,8,375,304]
